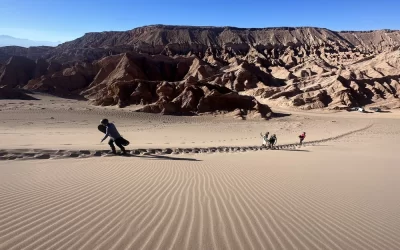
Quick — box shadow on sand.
[30,91,88,101]
[273,112,292,118]
[0,89,40,100]
[277,149,310,152]
[123,154,202,162]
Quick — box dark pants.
[108,138,126,154]
[299,138,304,145]
[269,139,276,147]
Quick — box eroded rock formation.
[1,25,399,113]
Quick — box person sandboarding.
[260,132,269,147]
[99,118,129,155]
[299,132,306,146]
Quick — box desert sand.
[1,94,400,250]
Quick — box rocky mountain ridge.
[1,25,399,115]
[2,26,400,63]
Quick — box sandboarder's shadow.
[123,154,202,161]
[278,149,310,152]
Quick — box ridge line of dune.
[0,124,373,161]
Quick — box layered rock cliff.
[1,25,399,113]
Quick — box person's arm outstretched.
[101,126,109,142]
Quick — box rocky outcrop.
[0,56,36,88]
[1,25,400,111]
[0,46,53,63]
[84,52,194,106]
[2,26,400,64]
[54,26,400,58]
[34,59,49,78]
[136,83,272,118]
[85,56,273,117]
[24,62,95,95]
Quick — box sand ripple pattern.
[0,124,373,161]
[1,122,400,250]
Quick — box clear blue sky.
[0,0,399,42]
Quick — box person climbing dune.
[260,132,269,147]
[100,118,127,155]
[269,134,277,149]
[299,132,306,146]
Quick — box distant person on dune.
[100,119,127,155]
[269,134,277,149]
[260,132,269,147]
[299,132,306,145]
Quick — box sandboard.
[98,124,130,146]
[98,124,107,134]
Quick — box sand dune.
[1,95,400,249]
[1,139,400,249]
[0,123,372,161]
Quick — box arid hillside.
[1,25,399,114]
